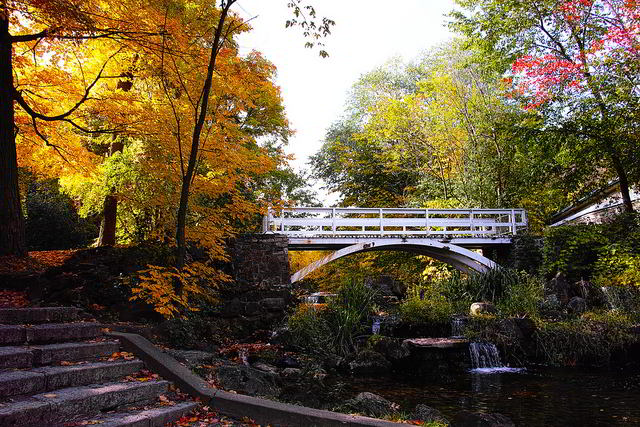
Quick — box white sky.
[234,1,455,202]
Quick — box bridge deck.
[264,207,527,247]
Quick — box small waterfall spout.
[451,317,466,338]
[469,342,524,374]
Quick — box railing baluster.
[380,208,384,236]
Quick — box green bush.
[434,268,521,307]
[498,272,544,318]
[287,279,378,357]
[25,179,97,250]
[287,304,333,355]
[398,288,454,324]
[534,311,636,366]
[325,280,378,356]
[542,224,609,281]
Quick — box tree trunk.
[0,15,26,256]
[98,139,124,246]
[175,0,234,270]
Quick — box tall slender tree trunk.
[98,139,124,246]
[0,14,26,256]
[175,0,234,270]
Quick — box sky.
[234,1,456,201]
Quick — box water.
[341,368,640,426]
[372,318,381,335]
[451,317,465,338]
[469,342,525,374]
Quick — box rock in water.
[413,404,448,424]
[349,350,391,375]
[345,392,396,417]
[451,410,515,427]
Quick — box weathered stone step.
[0,307,79,325]
[72,401,199,427]
[0,347,32,369]
[0,322,102,346]
[0,379,169,425]
[0,360,144,398]
[31,340,120,366]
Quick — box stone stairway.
[0,307,198,426]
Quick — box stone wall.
[218,234,291,332]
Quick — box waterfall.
[451,317,465,338]
[469,342,524,374]
[372,318,381,335]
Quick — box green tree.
[450,0,640,212]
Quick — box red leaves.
[0,290,29,308]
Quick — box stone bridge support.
[218,234,291,332]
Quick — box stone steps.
[0,322,102,345]
[0,307,200,427]
[0,307,79,325]
[0,341,121,369]
[0,379,169,425]
[73,401,199,427]
[31,340,121,365]
[0,360,144,398]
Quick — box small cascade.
[451,317,466,338]
[372,318,381,335]
[469,342,524,374]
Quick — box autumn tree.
[451,0,640,212]
[0,0,167,256]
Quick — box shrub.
[594,245,640,289]
[287,279,378,357]
[325,280,379,356]
[434,268,521,307]
[542,224,609,281]
[287,304,333,355]
[25,179,97,250]
[534,311,636,366]
[498,272,544,318]
[398,288,454,324]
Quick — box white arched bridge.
[262,207,528,283]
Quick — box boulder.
[547,272,569,303]
[345,392,397,418]
[370,336,410,361]
[412,404,448,424]
[567,296,587,316]
[252,362,279,374]
[470,302,496,316]
[571,279,607,307]
[451,410,515,427]
[215,364,281,398]
[280,367,303,379]
[349,350,391,375]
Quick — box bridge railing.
[263,207,528,238]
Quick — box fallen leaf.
[43,393,57,398]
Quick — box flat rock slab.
[403,338,469,349]
[31,341,120,365]
[0,307,79,325]
[0,346,33,369]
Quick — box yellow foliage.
[131,262,230,318]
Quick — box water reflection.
[342,367,640,426]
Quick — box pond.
[341,367,640,426]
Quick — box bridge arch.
[290,240,498,284]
